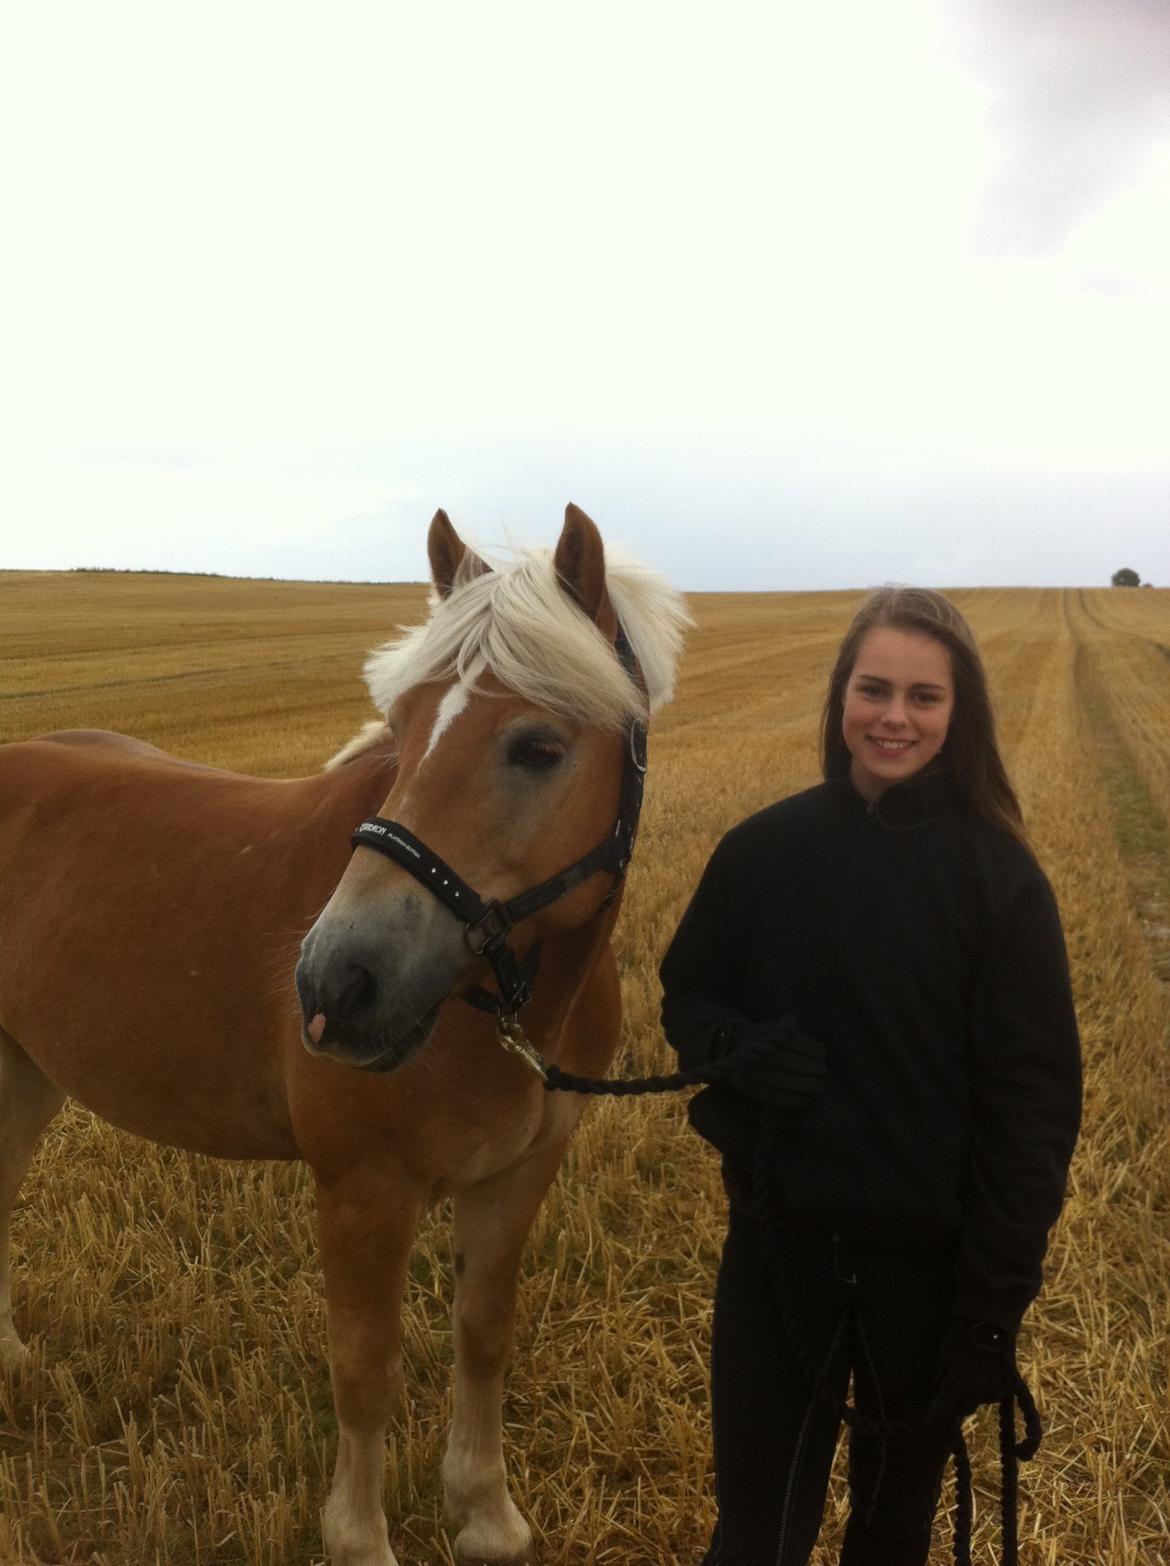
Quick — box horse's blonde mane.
[332,543,689,767]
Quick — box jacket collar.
[825,752,956,828]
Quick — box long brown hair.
[819,587,1031,850]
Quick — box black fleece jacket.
[659,764,1081,1332]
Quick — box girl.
[659,587,1081,1566]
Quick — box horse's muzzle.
[294,909,460,1072]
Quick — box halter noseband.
[349,627,648,1033]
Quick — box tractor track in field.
[1068,592,1170,986]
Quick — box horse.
[0,503,689,1566]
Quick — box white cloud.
[951,0,1170,253]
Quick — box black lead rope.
[543,1056,1043,1565]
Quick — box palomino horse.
[0,505,688,1566]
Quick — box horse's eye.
[507,736,565,771]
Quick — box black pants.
[702,1194,957,1566]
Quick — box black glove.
[924,1317,1020,1432]
[724,1019,827,1109]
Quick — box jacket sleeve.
[659,832,753,1070]
[954,868,1082,1331]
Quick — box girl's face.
[841,626,954,801]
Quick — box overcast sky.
[1,0,1167,590]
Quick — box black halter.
[349,627,648,1020]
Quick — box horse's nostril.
[297,952,383,1054]
[336,963,378,1018]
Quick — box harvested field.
[0,570,1167,1565]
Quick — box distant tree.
[1111,567,1140,587]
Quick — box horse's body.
[0,506,687,1566]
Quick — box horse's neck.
[301,741,399,828]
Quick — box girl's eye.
[859,684,884,698]
[507,737,565,771]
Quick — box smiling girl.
[660,587,1081,1566]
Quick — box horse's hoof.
[0,1333,29,1373]
[454,1548,530,1566]
[453,1504,532,1566]
[320,1493,399,1566]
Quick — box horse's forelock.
[359,545,689,738]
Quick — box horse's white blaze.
[423,682,471,761]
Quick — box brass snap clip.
[496,1015,547,1078]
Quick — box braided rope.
[543,1057,737,1096]
[952,1431,973,1566]
[1000,1395,1020,1566]
[999,1376,1042,1566]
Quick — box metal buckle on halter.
[505,974,534,1011]
[496,1014,547,1078]
[465,900,513,955]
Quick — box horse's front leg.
[443,1140,568,1565]
[315,1172,425,1566]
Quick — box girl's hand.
[725,1020,827,1109]
[924,1317,1020,1432]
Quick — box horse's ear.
[554,503,607,623]
[428,509,489,598]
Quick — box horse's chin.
[304,1002,442,1075]
[356,1003,441,1073]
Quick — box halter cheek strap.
[349,624,648,1020]
[348,817,544,1014]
